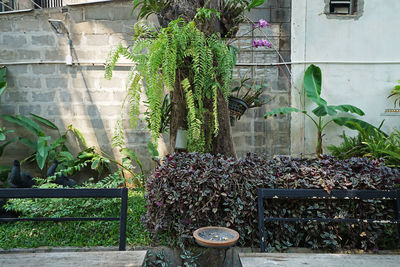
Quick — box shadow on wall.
[0,2,157,174]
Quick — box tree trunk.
[163,0,237,158]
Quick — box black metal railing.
[257,188,400,252]
[0,188,128,251]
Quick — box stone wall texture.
[0,0,291,173]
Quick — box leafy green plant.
[232,75,272,109]
[223,0,266,29]
[0,66,18,179]
[105,19,234,152]
[0,66,18,157]
[1,189,151,249]
[265,64,380,155]
[179,249,202,267]
[143,249,171,267]
[387,79,400,108]
[144,94,172,135]
[329,126,400,167]
[146,152,399,251]
[132,0,170,20]
[2,114,85,171]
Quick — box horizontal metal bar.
[0,217,120,222]
[264,217,399,224]
[0,188,125,198]
[258,189,399,200]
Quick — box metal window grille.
[329,0,356,15]
[0,0,63,12]
[0,0,15,12]
[34,0,63,8]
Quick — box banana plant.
[265,64,382,156]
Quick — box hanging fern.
[105,19,234,152]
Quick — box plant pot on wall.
[228,96,248,126]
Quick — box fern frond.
[105,43,125,80]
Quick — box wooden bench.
[257,188,400,252]
[0,188,128,251]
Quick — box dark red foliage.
[145,153,400,251]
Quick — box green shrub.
[146,152,400,251]
[328,128,400,168]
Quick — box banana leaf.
[303,64,327,106]
[312,105,337,117]
[264,107,302,118]
[333,105,365,116]
[332,117,387,136]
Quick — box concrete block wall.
[0,0,291,174]
[0,0,153,173]
[232,0,291,157]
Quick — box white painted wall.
[291,0,400,155]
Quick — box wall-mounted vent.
[329,0,356,15]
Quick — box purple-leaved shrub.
[145,153,399,251]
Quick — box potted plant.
[386,79,400,112]
[229,76,272,125]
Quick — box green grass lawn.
[0,190,152,249]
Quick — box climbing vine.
[105,19,234,151]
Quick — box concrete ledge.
[239,252,400,267]
[0,250,147,267]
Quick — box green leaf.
[0,67,6,97]
[229,45,239,66]
[0,81,6,97]
[0,67,6,81]
[30,113,59,130]
[334,105,365,116]
[67,125,88,148]
[247,0,266,10]
[37,136,51,157]
[91,158,100,170]
[312,105,337,117]
[20,138,37,150]
[36,145,49,170]
[0,165,11,174]
[120,148,143,170]
[304,64,327,106]
[264,107,302,118]
[51,136,67,149]
[2,115,43,136]
[147,140,159,157]
[378,149,400,161]
[0,137,18,157]
[332,117,387,136]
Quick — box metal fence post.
[257,188,266,252]
[119,187,128,251]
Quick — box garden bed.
[146,152,400,252]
